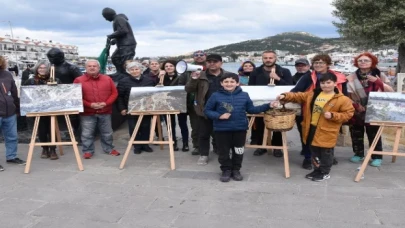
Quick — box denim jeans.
[80,114,114,154]
[0,114,18,160]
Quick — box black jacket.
[55,62,83,84]
[248,64,293,86]
[292,70,311,85]
[117,75,155,111]
[21,69,33,83]
[0,70,19,117]
[110,14,137,47]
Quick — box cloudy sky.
[0,0,338,57]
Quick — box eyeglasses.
[194,54,205,57]
[357,59,371,63]
[313,61,326,65]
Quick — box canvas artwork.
[365,92,405,123]
[128,86,187,113]
[241,86,301,111]
[20,84,84,116]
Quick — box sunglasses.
[194,54,205,57]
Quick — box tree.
[332,0,405,72]
[230,52,238,61]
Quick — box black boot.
[182,141,189,152]
[173,141,179,151]
[41,147,49,159]
[49,147,59,160]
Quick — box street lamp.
[0,20,18,64]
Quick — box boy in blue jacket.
[204,73,274,182]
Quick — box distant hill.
[205,32,355,55]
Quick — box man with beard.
[248,50,293,158]
[102,7,136,78]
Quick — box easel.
[120,110,180,170]
[245,113,290,178]
[355,121,405,182]
[25,111,84,173]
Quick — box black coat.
[248,64,293,86]
[117,75,155,111]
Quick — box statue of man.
[46,48,82,84]
[102,7,137,77]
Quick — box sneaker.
[370,159,382,167]
[191,148,199,155]
[273,149,283,158]
[182,143,189,152]
[305,169,321,179]
[220,170,232,182]
[302,158,312,170]
[312,172,331,182]
[6,158,26,165]
[134,148,142,154]
[253,149,267,156]
[142,146,153,153]
[350,155,364,163]
[197,156,208,165]
[232,170,243,181]
[0,164,4,171]
[109,150,121,156]
[83,152,93,159]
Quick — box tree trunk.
[397,43,405,73]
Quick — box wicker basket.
[264,106,296,132]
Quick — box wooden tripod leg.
[65,115,84,171]
[53,116,64,156]
[120,115,144,169]
[24,116,40,174]
[391,127,402,163]
[355,126,384,182]
[157,116,164,150]
[282,132,290,178]
[166,114,176,170]
[149,115,157,142]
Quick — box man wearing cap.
[179,50,207,155]
[290,58,312,169]
[248,50,293,158]
[185,54,231,165]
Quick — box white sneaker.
[197,156,208,165]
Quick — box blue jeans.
[80,114,114,154]
[0,114,18,160]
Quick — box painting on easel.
[241,86,301,110]
[20,84,84,116]
[128,86,187,113]
[365,92,405,123]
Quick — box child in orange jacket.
[277,72,354,181]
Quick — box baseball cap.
[295,58,310,66]
[206,54,222,62]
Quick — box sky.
[0,0,338,57]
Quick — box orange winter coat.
[283,89,354,148]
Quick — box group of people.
[0,49,393,183]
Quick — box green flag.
[97,39,110,74]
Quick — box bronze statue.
[102,7,137,77]
[46,48,82,84]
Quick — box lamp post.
[1,20,18,64]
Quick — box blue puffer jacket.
[204,87,270,131]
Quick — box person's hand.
[270,68,280,81]
[219,113,231,119]
[91,103,101,109]
[367,75,378,82]
[98,102,106,108]
[277,94,286,100]
[324,112,332,119]
[191,71,201,79]
[158,70,166,78]
[270,101,280,108]
[121,110,127,116]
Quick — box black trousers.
[163,114,177,141]
[177,113,189,144]
[215,131,247,171]
[306,125,333,174]
[188,107,200,148]
[350,125,383,159]
[128,115,151,149]
[251,117,282,146]
[198,116,216,156]
[38,116,56,149]
[111,45,136,74]
[296,115,311,159]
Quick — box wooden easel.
[355,121,405,182]
[120,110,180,170]
[245,113,290,178]
[25,111,84,173]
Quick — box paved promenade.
[1,123,405,228]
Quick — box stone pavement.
[1,123,405,228]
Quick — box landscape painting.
[241,86,301,111]
[128,86,187,113]
[20,84,84,116]
[365,92,405,123]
